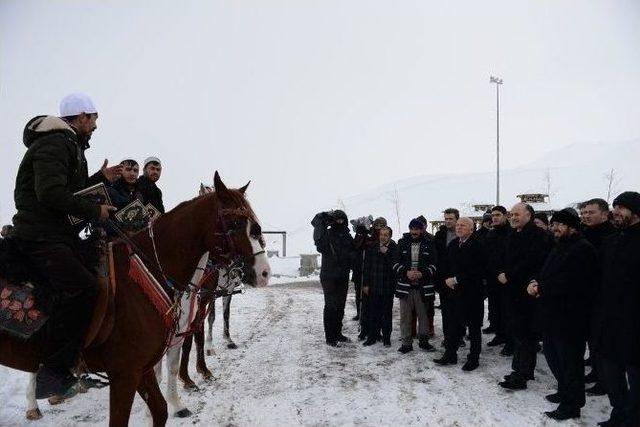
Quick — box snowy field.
[0,281,612,427]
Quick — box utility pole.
[490,76,503,205]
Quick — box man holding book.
[10,93,122,399]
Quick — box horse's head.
[201,172,271,287]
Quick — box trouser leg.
[444,297,462,356]
[353,279,362,318]
[467,298,484,359]
[20,241,98,370]
[399,295,415,346]
[321,279,338,342]
[500,287,513,345]
[600,356,628,423]
[366,296,382,339]
[625,366,640,426]
[554,334,586,409]
[543,335,562,389]
[381,295,393,340]
[335,276,349,337]
[413,290,429,338]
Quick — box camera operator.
[312,209,356,347]
[350,215,374,325]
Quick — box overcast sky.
[1,0,639,233]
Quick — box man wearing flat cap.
[138,156,165,213]
[593,191,640,427]
[527,208,598,421]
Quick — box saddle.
[0,238,116,348]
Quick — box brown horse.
[1,172,269,426]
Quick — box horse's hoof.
[48,395,65,405]
[26,408,43,420]
[227,342,238,349]
[175,408,192,418]
[200,370,213,380]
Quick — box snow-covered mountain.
[283,139,640,256]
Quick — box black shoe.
[487,336,506,347]
[458,339,466,348]
[586,382,607,396]
[545,406,580,421]
[326,340,339,347]
[418,337,436,352]
[352,314,360,321]
[398,345,413,354]
[357,333,367,341]
[461,359,479,371]
[433,354,458,365]
[504,372,535,381]
[336,335,351,343]
[35,366,78,400]
[382,337,391,347]
[499,378,527,390]
[363,337,377,346]
[545,392,562,403]
[597,417,624,427]
[482,326,497,334]
[500,344,514,356]
[585,370,598,383]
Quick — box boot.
[545,406,580,421]
[35,366,78,400]
[433,353,457,365]
[336,334,351,343]
[487,336,506,347]
[382,337,391,347]
[545,392,561,403]
[500,343,514,356]
[461,358,479,371]
[398,344,413,354]
[363,337,377,346]
[418,335,436,352]
[499,376,527,390]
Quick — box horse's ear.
[239,181,251,194]
[199,183,207,196]
[213,171,228,193]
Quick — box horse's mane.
[162,189,258,223]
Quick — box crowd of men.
[312,194,639,426]
[0,93,165,399]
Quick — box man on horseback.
[11,93,122,399]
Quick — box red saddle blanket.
[0,279,48,339]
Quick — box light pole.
[490,76,503,205]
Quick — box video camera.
[350,215,373,234]
[311,210,348,228]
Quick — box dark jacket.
[434,226,455,289]
[108,178,144,210]
[503,221,553,301]
[594,222,640,366]
[314,224,355,281]
[392,232,437,299]
[138,175,165,213]
[442,234,487,303]
[583,221,616,255]
[12,116,106,243]
[363,240,397,296]
[485,222,512,280]
[535,233,598,337]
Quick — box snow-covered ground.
[0,281,612,426]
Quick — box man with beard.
[581,198,616,396]
[138,156,165,213]
[484,206,512,352]
[393,218,437,353]
[11,93,122,398]
[435,217,486,371]
[312,210,355,347]
[593,192,640,427]
[527,208,598,421]
[362,226,397,347]
[498,203,552,390]
[435,208,464,349]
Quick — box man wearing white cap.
[138,156,165,213]
[11,93,123,399]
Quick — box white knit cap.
[143,156,162,168]
[59,93,98,117]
